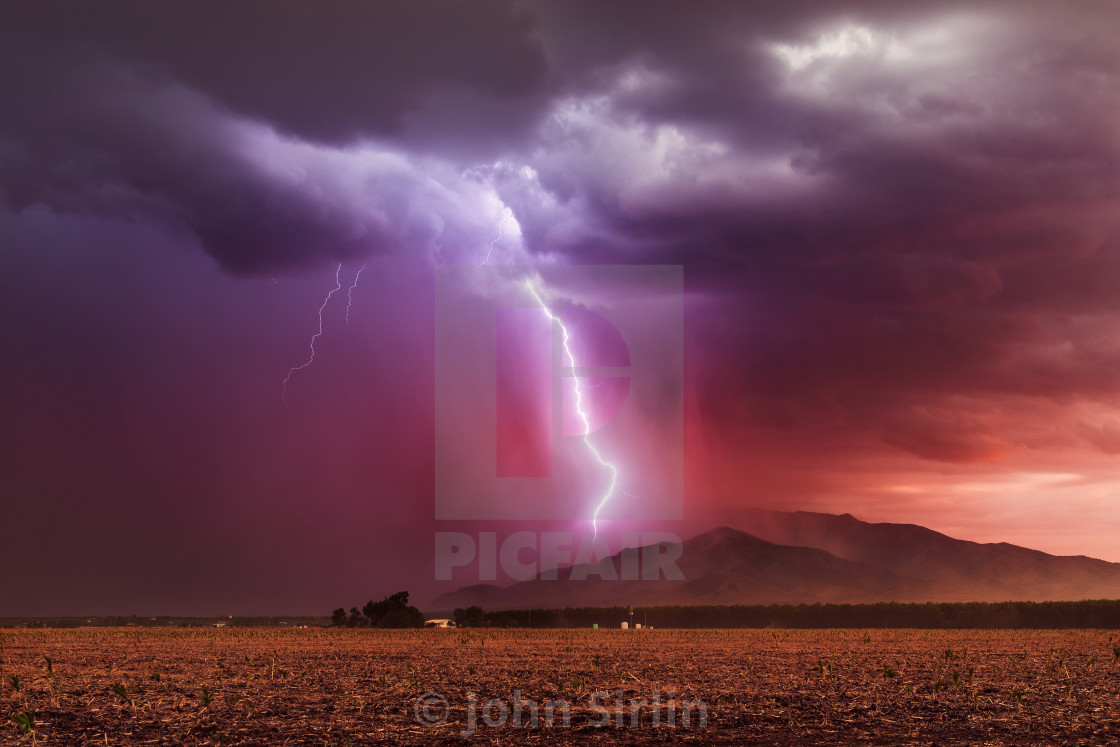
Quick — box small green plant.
[43,655,54,681]
[112,682,134,707]
[149,671,161,682]
[882,664,898,678]
[10,712,34,735]
[1013,686,1024,706]
[1112,646,1120,663]
[951,670,961,689]
[592,653,602,668]
[200,685,213,712]
[10,674,21,693]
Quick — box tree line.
[446,599,1120,629]
[331,591,425,628]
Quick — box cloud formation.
[4,0,1120,451]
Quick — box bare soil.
[3,627,1120,745]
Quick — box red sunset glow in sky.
[2,1,1120,615]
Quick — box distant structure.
[425,618,455,628]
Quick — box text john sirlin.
[457,689,706,736]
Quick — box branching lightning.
[345,264,365,325]
[282,263,344,407]
[525,278,619,536]
[620,486,646,506]
[480,213,506,265]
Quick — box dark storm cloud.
[3,0,1120,460]
[0,0,547,273]
[0,44,526,273]
[516,1,1119,270]
[499,1,1120,465]
[1,0,546,144]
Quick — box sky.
[2,0,1120,615]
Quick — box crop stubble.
[3,627,1120,744]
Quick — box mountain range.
[432,510,1120,610]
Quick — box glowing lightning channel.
[619,486,645,506]
[480,213,506,265]
[282,263,344,407]
[345,264,365,325]
[524,278,619,536]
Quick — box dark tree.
[491,612,520,628]
[362,591,424,628]
[453,605,488,628]
[347,606,367,628]
[330,608,347,627]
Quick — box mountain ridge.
[432,511,1120,610]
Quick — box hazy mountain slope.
[433,512,1120,610]
[433,527,928,610]
[733,509,1120,601]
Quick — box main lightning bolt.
[345,264,365,325]
[524,278,619,536]
[282,263,344,407]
